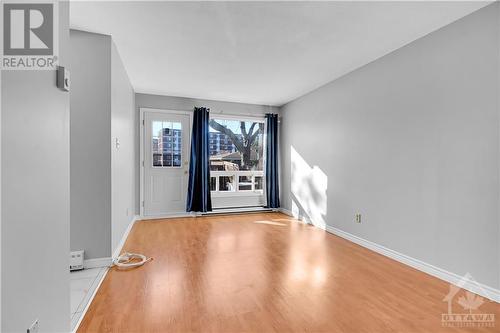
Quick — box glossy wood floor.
[78,213,500,332]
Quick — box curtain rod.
[204,109,278,118]
[207,110,281,123]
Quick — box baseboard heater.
[203,206,274,215]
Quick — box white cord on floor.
[112,252,152,269]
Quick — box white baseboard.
[83,257,112,269]
[71,267,110,333]
[112,215,139,259]
[140,212,196,220]
[83,215,139,268]
[278,208,312,225]
[278,208,294,217]
[325,225,500,303]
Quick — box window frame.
[208,114,267,198]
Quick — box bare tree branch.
[247,122,257,139]
[248,123,263,146]
[240,122,248,138]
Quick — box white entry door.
[143,111,191,216]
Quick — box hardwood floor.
[77,213,500,332]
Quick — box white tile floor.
[70,267,107,331]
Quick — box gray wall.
[70,30,112,259]
[498,3,500,292]
[0,63,2,331]
[111,43,136,253]
[135,93,278,213]
[1,2,71,332]
[280,3,500,289]
[71,30,136,260]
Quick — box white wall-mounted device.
[70,250,84,271]
[57,66,70,91]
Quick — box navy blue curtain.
[265,113,280,208]
[186,107,212,212]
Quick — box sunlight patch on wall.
[290,146,327,229]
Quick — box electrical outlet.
[27,319,39,333]
[355,213,362,224]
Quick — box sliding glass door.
[208,116,266,208]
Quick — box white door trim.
[139,108,193,217]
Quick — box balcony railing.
[210,170,264,196]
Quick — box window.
[152,121,182,167]
[209,118,264,171]
[208,117,265,196]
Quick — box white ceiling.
[70,1,490,106]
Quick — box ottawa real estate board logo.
[1,1,58,70]
[442,273,495,328]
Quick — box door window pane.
[152,121,182,167]
[173,154,181,167]
[152,121,162,167]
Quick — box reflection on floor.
[70,267,107,331]
[77,213,500,332]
